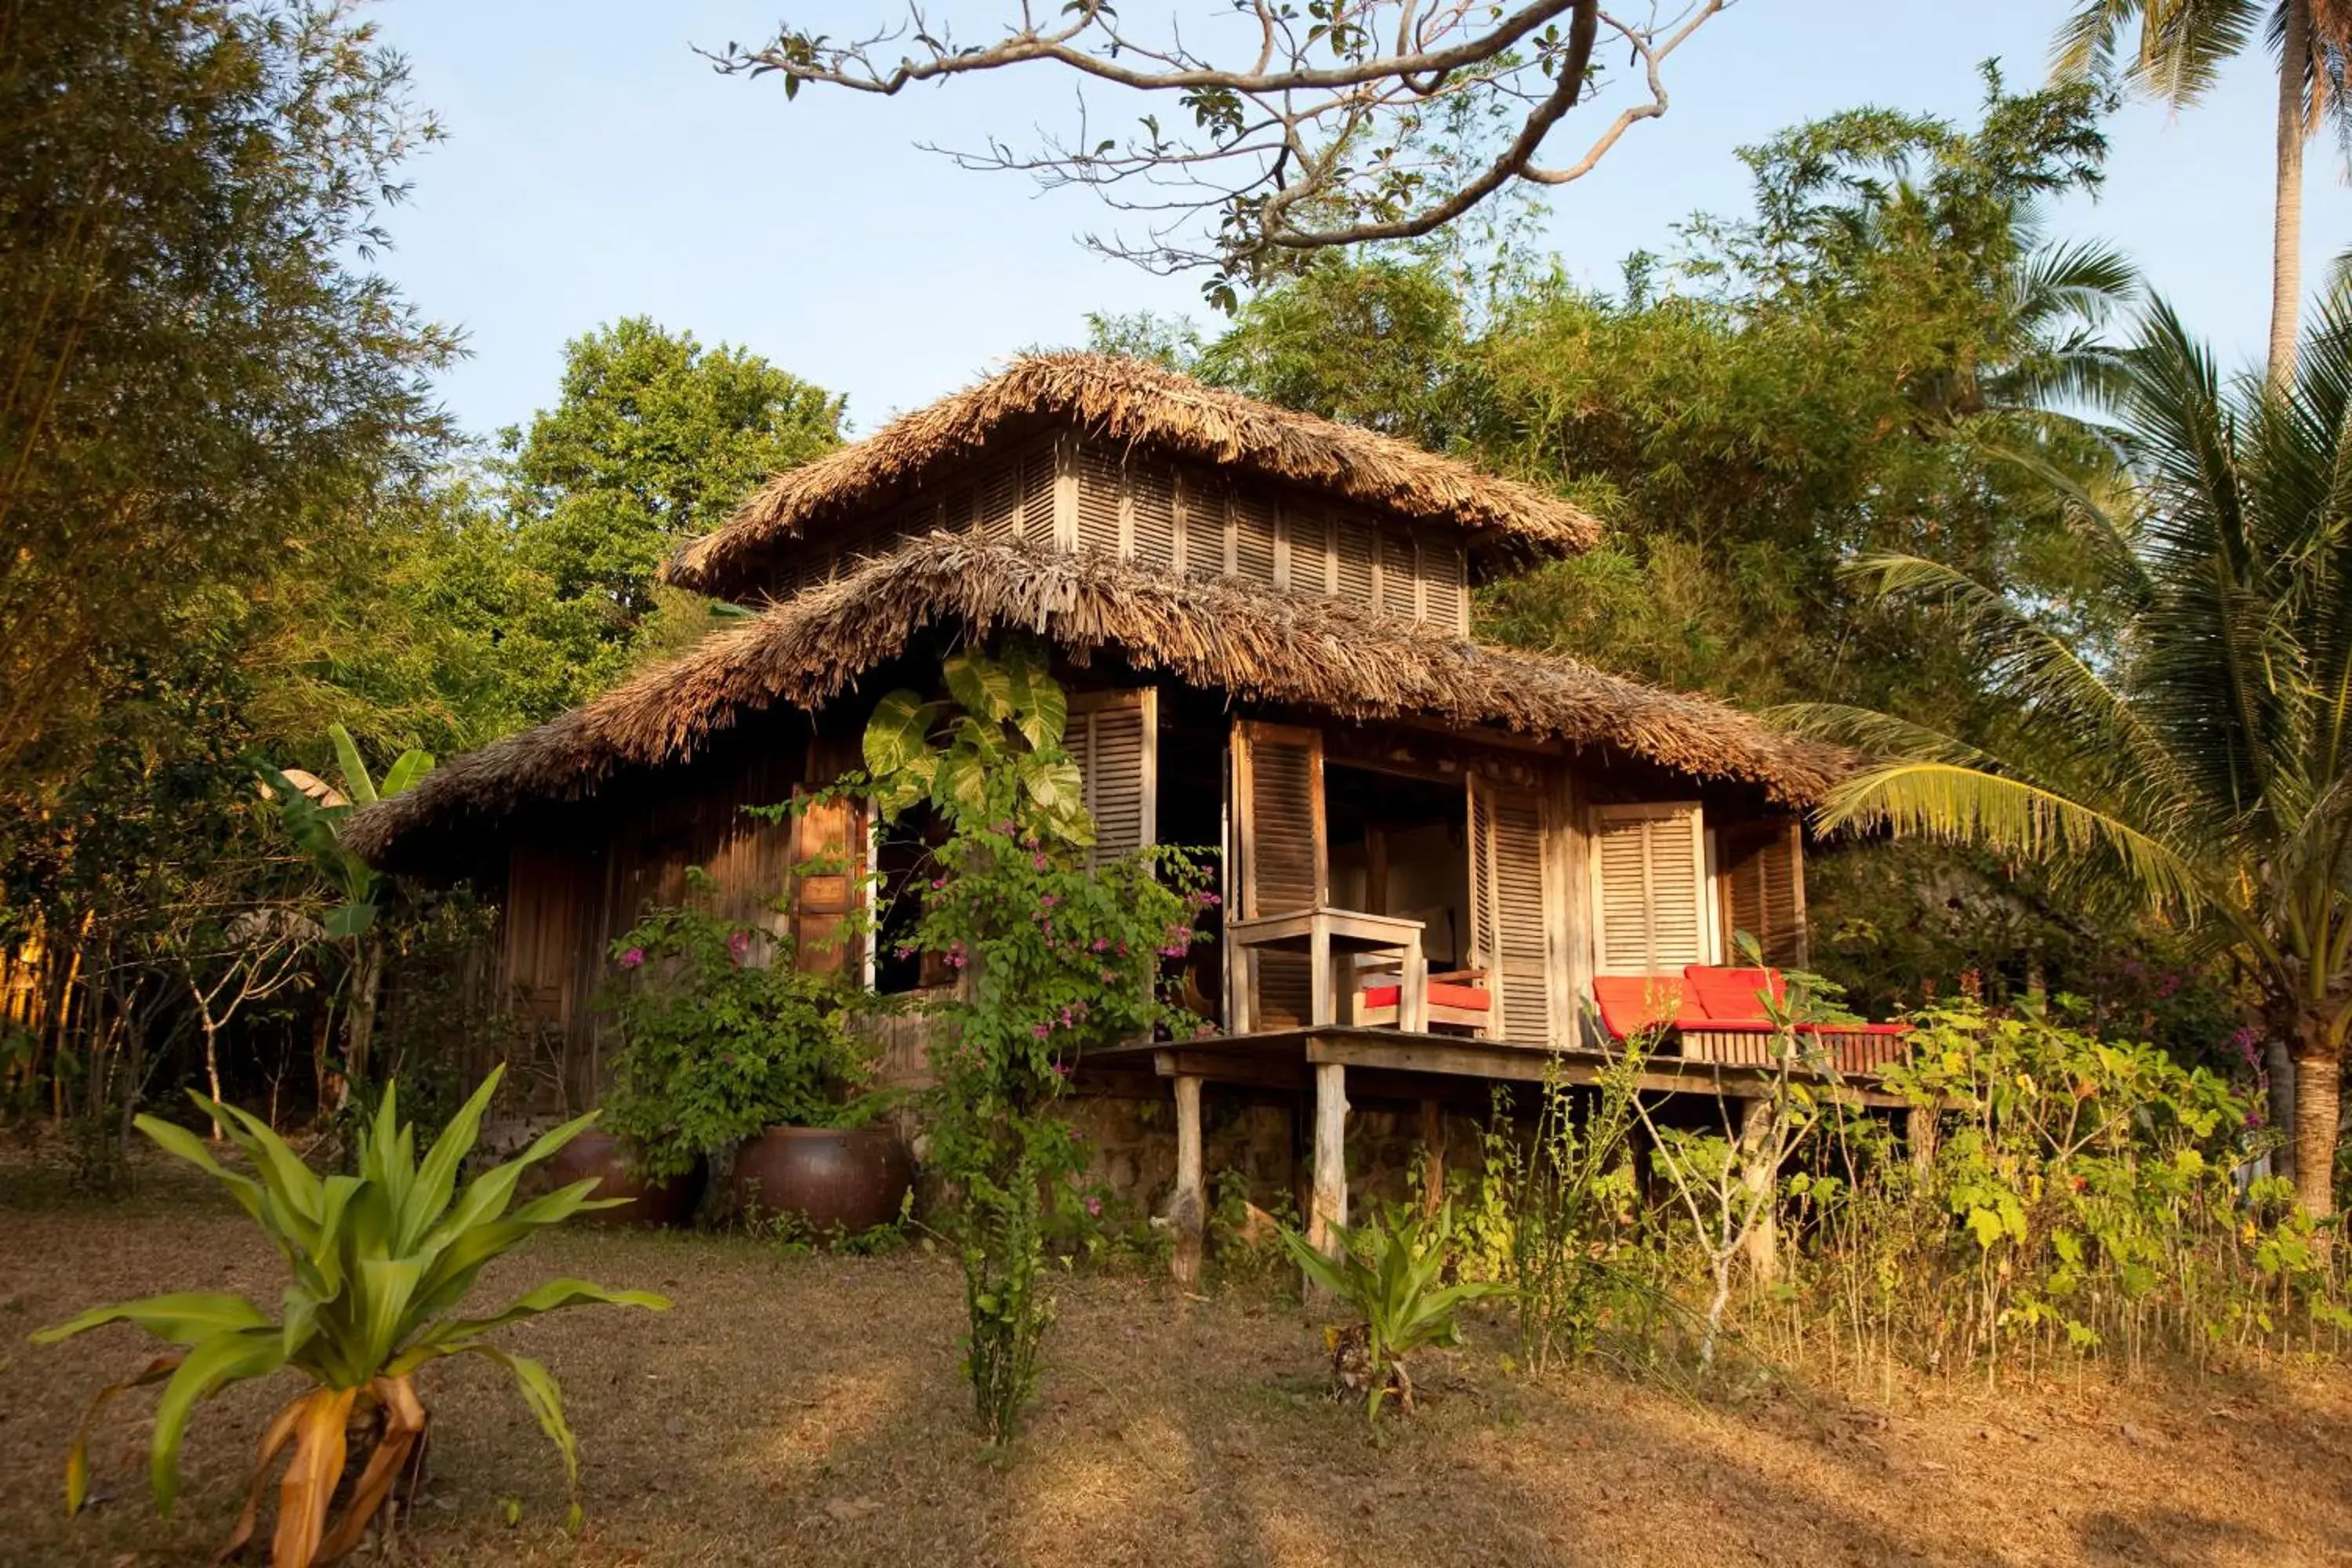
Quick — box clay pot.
[729,1123,913,1238]
[549,1128,702,1227]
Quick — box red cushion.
[1362,982,1491,1012]
[1681,965,1786,1022]
[1592,975,1686,1039]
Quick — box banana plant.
[34,1066,666,1566]
[258,723,434,1091]
[1283,1203,1506,1419]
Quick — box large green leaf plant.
[33,1067,666,1566]
[1283,1203,1506,1418]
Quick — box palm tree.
[1793,289,2352,1219]
[2055,0,2352,388]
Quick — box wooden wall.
[758,430,1475,636]
[493,737,811,1105]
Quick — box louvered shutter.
[1233,720,1326,1028]
[1468,775,1559,1041]
[1067,691,1157,863]
[791,789,863,978]
[1019,445,1058,542]
[1425,540,1468,634]
[1716,818,1808,968]
[1591,803,1708,976]
[1076,443,1123,557]
[1377,528,1417,619]
[1131,459,1178,571]
[978,459,1021,543]
[1335,517,1377,607]
[1234,490,1279,587]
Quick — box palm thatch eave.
[350,538,1849,866]
[662,353,1602,599]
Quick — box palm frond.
[2052,0,2151,81]
[1843,551,2181,792]
[1765,702,2003,768]
[1817,762,2208,911]
[2143,0,2264,105]
[1973,439,2154,601]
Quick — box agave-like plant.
[34,1067,667,1566]
[1283,1203,1505,1419]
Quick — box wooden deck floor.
[1085,1025,1913,1109]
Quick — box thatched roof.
[663,354,1601,598]
[351,539,1848,866]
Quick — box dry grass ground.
[6,1173,2352,1567]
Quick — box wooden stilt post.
[1737,1094,1778,1285]
[1308,1062,1349,1259]
[1419,1098,1446,1216]
[1903,1102,1940,1176]
[1171,1073,1205,1289]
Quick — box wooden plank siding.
[495,740,808,1094]
[746,433,1474,635]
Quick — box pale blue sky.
[370,1,2339,440]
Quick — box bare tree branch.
[702,1,1736,299]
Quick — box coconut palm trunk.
[2272,0,2313,387]
[2056,0,2351,387]
[2294,1030,2340,1216]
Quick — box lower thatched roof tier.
[349,538,1847,864]
[662,354,1602,599]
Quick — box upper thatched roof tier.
[662,353,1602,598]
[350,539,1847,866]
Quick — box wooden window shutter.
[1468,775,1559,1042]
[1130,459,1178,571]
[502,842,592,1031]
[1234,489,1278,587]
[1019,445,1058,543]
[1377,528,1417,619]
[1076,442,1123,557]
[790,789,863,978]
[1232,720,1326,1028]
[1425,540,1468,634]
[978,459,1021,543]
[1590,803,1707,976]
[1334,517,1377,607]
[1716,818,1808,968]
[1067,691,1158,863]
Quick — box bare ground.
[5,1178,2352,1567]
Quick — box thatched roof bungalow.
[355,354,1860,1263]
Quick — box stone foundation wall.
[867,1013,1506,1225]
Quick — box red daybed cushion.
[1599,967,1911,1042]
[1681,964,1786,1022]
[1360,982,1491,1012]
[1592,975,1688,1039]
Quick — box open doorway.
[1324,764,1469,972]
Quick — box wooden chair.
[1352,966,1493,1035]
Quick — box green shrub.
[597,868,878,1181]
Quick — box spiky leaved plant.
[34,1067,667,1566]
[1283,1203,1505,1418]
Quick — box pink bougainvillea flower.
[1040,893,1057,908]
[619,947,645,969]
[1084,1195,1102,1217]
[1053,1062,1073,1079]
[1033,853,1050,870]
[1033,1023,1053,1040]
